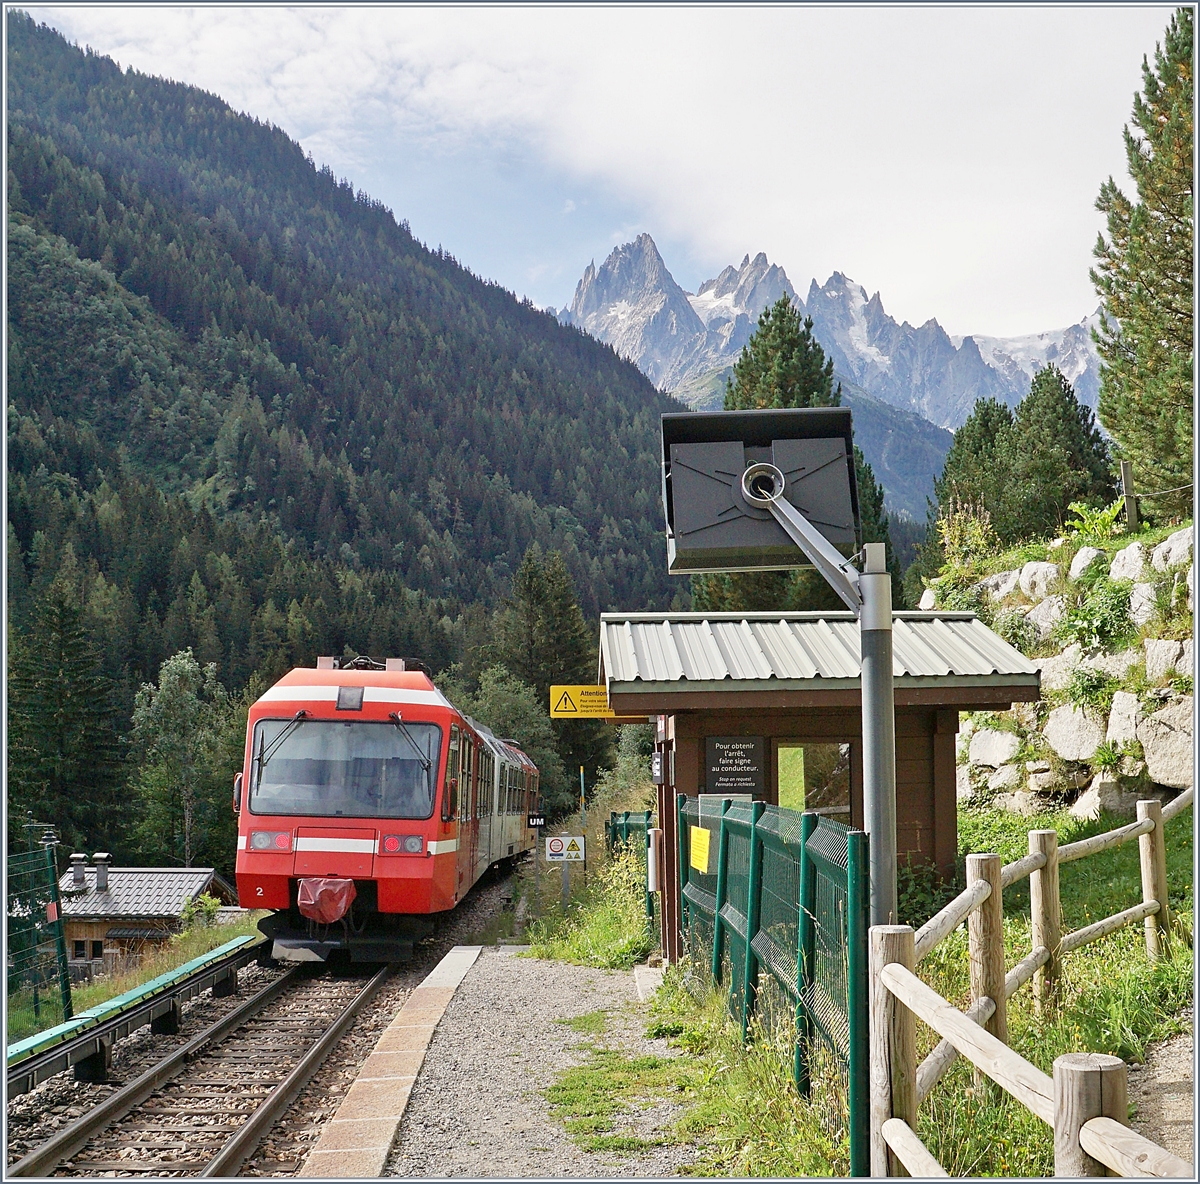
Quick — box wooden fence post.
[870,925,915,1177]
[1136,799,1170,960]
[966,854,1006,1047]
[1029,829,1061,1011]
[1053,1052,1129,1176]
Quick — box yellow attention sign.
[550,685,615,718]
[689,824,711,874]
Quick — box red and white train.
[233,656,540,961]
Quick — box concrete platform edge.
[296,945,482,1177]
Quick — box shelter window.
[73,940,86,960]
[776,742,851,815]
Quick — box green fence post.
[794,810,819,1094]
[847,829,870,1177]
[621,811,630,850]
[710,799,732,986]
[643,810,654,918]
[677,794,689,942]
[740,799,767,1044]
[43,840,73,1021]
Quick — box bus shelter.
[598,610,1040,963]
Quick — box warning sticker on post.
[546,835,586,862]
[689,825,711,874]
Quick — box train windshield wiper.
[258,711,308,773]
[388,712,433,773]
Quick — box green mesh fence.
[7,828,73,1034]
[675,796,869,1176]
[605,810,654,918]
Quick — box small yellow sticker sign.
[550,685,616,718]
[689,825,711,874]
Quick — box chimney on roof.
[93,853,111,891]
[70,853,87,887]
[385,658,406,671]
[316,656,336,669]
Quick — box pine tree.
[492,546,611,800]
[693,296,899,611]
[7,580,127,854]
[1091,7,1193,520]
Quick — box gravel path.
[385,948,700,1178]
[1129,1031,1194,1164]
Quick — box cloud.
[30,4,1175,335]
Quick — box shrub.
[993,608,1038,654]
[937,500,998,572]
[1091,741,1122,773]
[1065,668,1120,716]
[1055,578,1134,649]
[1065,498,1125,540]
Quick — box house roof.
[599,611,1039,710]
[58,867,235,920]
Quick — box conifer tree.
[492,546,610,803]
[7,580,127,853]
[694,296,899,611]
[1091,7,1193,520]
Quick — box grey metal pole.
[859,543,897,926]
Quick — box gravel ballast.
[384,948,700,1178]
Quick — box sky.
[23,4,1176,337]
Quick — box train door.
[457,732,472,898]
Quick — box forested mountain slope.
[6,13,681,673]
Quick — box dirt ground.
[1128,1031,1195,1163]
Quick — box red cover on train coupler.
[297,877,357,924]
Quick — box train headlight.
[250,831,292,852]
[380,834,423,855]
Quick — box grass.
[545,1042,696,1152]
[556,1009,610,1035]
[6,913,264,1046]
[525,847,654,969]
[532,798,1193,1176]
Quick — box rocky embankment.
[922,526,1194,818]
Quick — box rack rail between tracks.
[870,787,1193,1178]
[10,961,393,1178]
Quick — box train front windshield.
[249,719,442,819]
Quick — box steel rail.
[202,962,394,1177]
[7,937,267,1098]
[9,966,302,1178]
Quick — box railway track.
[11,964,393,1178]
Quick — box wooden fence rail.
[869,788,1193,1176]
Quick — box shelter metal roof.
[599,612,1039,693]
[58,868,231,920]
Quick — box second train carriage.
[233,656,539,961]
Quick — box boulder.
[1137,696,1194,788]
[1019,561,1060,601]
[1109,541,1146,583]
[1025,596,1065,639]
[1106,691,1141,746]
[1028,769,1058,793]
[956,765,973,802]
[1151,526,1193,572]
[979,569,1021,601]
[993,790,1041,817]
[1129,583,1157,627]
[1178,639,1193,675]
[1038,643,1082,691]
[1144,638,1183,682]
[988,763,1023,793]
[1048,537,1066,551]
[1082,648,1140,679]
[969,729,1021,768]
[918,588,937,611]
[1043,704,1105,762]
[1069,774,1148,820]
[1025,760,1051,773]
[1069,546,1106,581]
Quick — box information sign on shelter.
[550,686,615,718]
[545,836,585,862]
[706,736,765,795]
[689,825,711,874]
